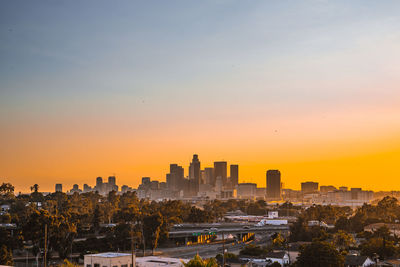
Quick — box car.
[210,227,218,231]
[242,225,251,229]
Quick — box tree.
[57,259,79,267]
[30,184,39,193]
[143,212,164,255]
[50,215,77,259]
[0,183,14,200]
[183,254,218,267]
[239,244,270,257]
[296,241,344,267]
[333,230,355,251]
[0,245,13,266]
[360,237,398,260]
[271,232,286,248]
[92,205,102,234]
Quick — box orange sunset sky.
[1,1,400,192]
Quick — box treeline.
[0,182,222,261]
[290,196,400,261]
[0,182,296,264]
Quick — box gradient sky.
[1,1,400,193]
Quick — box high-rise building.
[237,183,257,199]
[108,176,116,185]
[142,177,151,186]
[320,185,336,193]
[150,180,159,190]
[204,167,214,185]
[96,177,103,187]
[108,176,118,191]
[55,184,62,192]
[230,164,239,188]
[83,184,91,193]
[266,170,282,200]
[166,164,184,191]
[214,161,227,186]
[70,184,81,193]
[188,154,201,195]
[95,177,103,193]
[301,182,319,194]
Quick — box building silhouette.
[166,164,184,192]
[188,154,201,195]
[204,167,214,185]
[55,184,62,192]
[301,181,319,194]
[214,161,227,186]
[266,170,281,200]
[230,164,239,188]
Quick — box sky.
[1,0,400,193]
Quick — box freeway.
[161,235,270,259]
[169,224,289,238]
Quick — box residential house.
[345,255,374,267]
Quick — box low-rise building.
[84,253,133,267]
[364,223,400,236]
[136,256,188,267]
[265,251,290,266]
[84,253,188,267]
[344,255,374,267]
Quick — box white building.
[84,253,133,267]
[84,253,187,267]
[136,256,188,267]
[265,251,290,266]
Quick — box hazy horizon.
[1,0,400,193]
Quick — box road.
[160,235,269,259]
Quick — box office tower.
[214,161,227,186]
[215,176,223,192]
[167,164,184,191]
[142,177,151,186]
[189,154,201,195]
[95,177,103,193]
[351,188,362,200]
[108,176,118,191]
[121,185,129,193]
[73,184,79,191]
[266,170,282,200]
[108,176,116,185]
[83,184,91,193]
[301,181,319,194]
[320,185,336,193]
[159,182,167,190]
[230,164,239,188]
[204,167,214,185]
[150,180,159,190]
[200,170,205,184]
[96,177,103,187]
[55,184,62,192]
[237,183,257,199]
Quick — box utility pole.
[44,224,47,267]
[141,220,145,257]
[222,232,225,267]
[131,224,136,267]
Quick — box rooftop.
[87,253,131,258]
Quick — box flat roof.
[136,256,188,264]
[87,253,131,258]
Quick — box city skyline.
[1,1,400,192]
[6,153,392,195]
